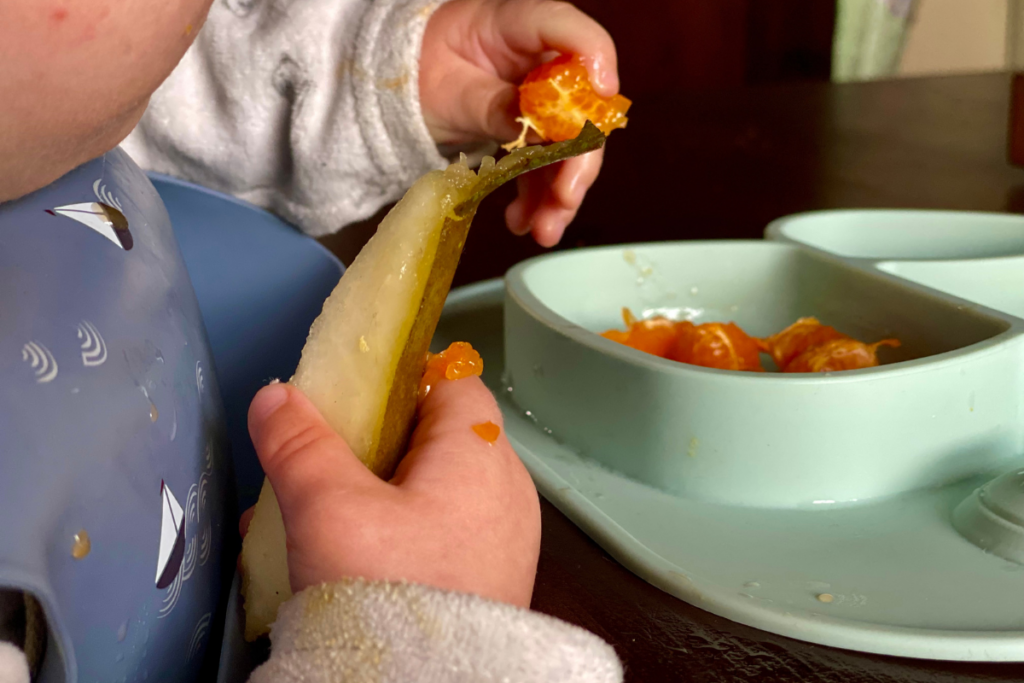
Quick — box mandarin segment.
[504,54,631,150]
[600,310,677,357]
[419,341,484,401]
[600,311,764,371]
[599,310,900,374]
[759,317,848,369]
[784,338,901,373]
[669,321,765,372]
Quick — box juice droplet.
[816,593,834,603]
[419,342,484,401]
[149,403,158,422]
[72,530,91,559]
[472,421,501,444]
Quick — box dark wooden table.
[321,72,1024,682]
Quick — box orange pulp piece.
[503,54,631,150]
[599,309,902,374]
[784,338,901,373]
[600,310,764,371]
[758,317,848,370]
[419,341,484,401]
[472,421,501,444]
[669,321,765,372]
[600,307,677,357]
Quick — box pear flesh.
[240,124,607,640]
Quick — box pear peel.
[240,122,606,640]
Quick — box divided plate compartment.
[505,241,1023,509]
[767,210,1024,568]
[767,209,1024,319]
[455,212,1024,662]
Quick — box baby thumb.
[248,382,376,514]
[0,641,30,683]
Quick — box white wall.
[897,0,1009,76]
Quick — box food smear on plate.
[504,54,631,151]
[600,309,899,373]
[419,341,485,401]
[472,421,501,444]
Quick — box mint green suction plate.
[434,209,1024,662]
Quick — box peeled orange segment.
[504,54,631,151]
[669,321,765,372]
[759,317,848,369]
[784,338,901,373]
[600,308,677,357]
[240,123,606,641]
[600,311,764,371]
[598,309,901,375]
[419,341,484,401]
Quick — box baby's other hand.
[242,376,541,608]
[419,0,619,247]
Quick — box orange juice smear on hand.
[418,342,484,401]
[472,421,501,444]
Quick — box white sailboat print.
[156,480,186,589]
[46,202,133,250]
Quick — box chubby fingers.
[248,383,379,514]
[422,63,522,145]
[506,147,603,247]
[497,0,619,96]
[393,375,519,490]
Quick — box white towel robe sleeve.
[122,0,493,237]
[248,580,624,683]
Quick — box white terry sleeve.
[122,0,459,237]
[247,580,624,683]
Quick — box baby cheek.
[45,3,109,46]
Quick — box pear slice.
[240,122,606,640]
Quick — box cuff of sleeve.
[353,0,454,193]
[249,579,623,683]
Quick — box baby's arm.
[0,0,212,202]
[242,379,622,682]
[122,0,460,238]
[123,0,618,244]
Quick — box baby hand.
[243,375,541,608]
[419,0,619,247]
